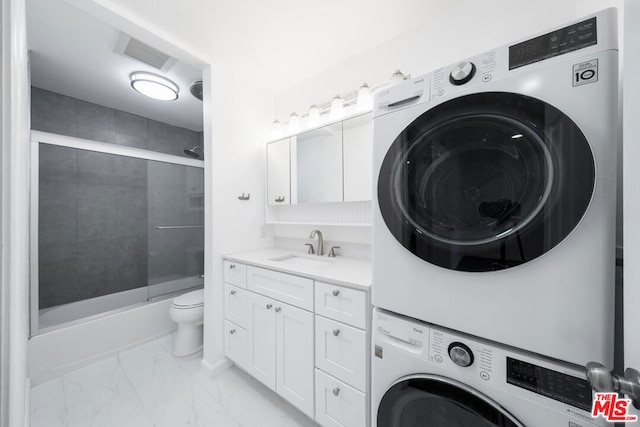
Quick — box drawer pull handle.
[275,307,281,313]
[332,290,340,296]
[333,387,340,396]
[333,329,341,336]
[229,264,236,270]
[267,304,273,309]
[230,290,236,295]
[230,329,236,334]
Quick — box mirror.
[343,114,373,201]
[267,112,372,206]
[292,122,343,204]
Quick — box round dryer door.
[377,92,595,272]
[377,375,524,426]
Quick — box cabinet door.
[247,292,276,390]
[315,315,367,392]
[267,138,290,206]
[224,320,247,369]
[224,283,248,328]
[276,302,315,418]
[315,369,366,427]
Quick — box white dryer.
[372,308,606,426]
[372,9,619,367]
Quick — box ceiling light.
[130,72,179,101]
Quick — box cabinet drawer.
[315,282,367,329]
[247,266,313,311]
[315,369,366,427]
[224,320,247,370]
[316,316,367,392]
[224,283,248,328]
[224,261,247,288]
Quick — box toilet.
[169,289,204,356]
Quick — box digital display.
[509,17,597,70]
[506,357,592,411]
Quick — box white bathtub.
[29,276,203,385]
[38,276,203,331]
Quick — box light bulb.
[288,113,300,134]
[308,105,321,127]
[329,95,344,121]
[356,83,373,112]
[271,120,282,139]
[390,70,407,85]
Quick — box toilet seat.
[172,289,204,309]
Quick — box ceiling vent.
[114,33,176,71]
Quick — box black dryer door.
[377,376,524,427]
[377,92,595,272]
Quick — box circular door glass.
[377,92,595,272]
[377,376,523,427]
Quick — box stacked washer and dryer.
[371,8,619,426]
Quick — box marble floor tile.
[30,332,318,427]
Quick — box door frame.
[0,0,31,426]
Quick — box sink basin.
[270,254,331,268]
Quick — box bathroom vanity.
[222,249,371,427]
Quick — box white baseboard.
[201,357,234,377]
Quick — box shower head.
[189,80,203,101]
[184,146,203,159]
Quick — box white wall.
[204,68,274,371]
[274,0,620,119]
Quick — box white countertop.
[223,248,371,290]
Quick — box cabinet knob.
[332,290,340,297]
[267,304,273,309]
[229,264,236,270]
[275,196,285,203]
[230,290,236,295]
[332,387,340,396]
[333,329,340,336]
[230,329,236,334]
[275,307,281,313]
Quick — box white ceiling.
[26,0,451,132]
[27,0,205,131]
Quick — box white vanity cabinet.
[314,282,369,427]
[223,261,249,370]
[222,254,371,426]
[224,263,315,419]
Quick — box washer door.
[377,92,595,272]
[378,375,524,427]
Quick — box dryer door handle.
[586,361,640,409]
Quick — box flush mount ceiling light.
[130,72,179,101]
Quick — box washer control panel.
[430,329,494,383]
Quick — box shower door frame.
[29,130,204,335]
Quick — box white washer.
[372,8,618,367]
[372,308,606,427]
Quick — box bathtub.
[38,276,203,331]
[29,276,203,385]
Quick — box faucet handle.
[305,243,315,255]
[328,246,341,258]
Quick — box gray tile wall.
[34,87,204,309]
[31,87,203,157]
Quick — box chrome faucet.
[309,230,324,256]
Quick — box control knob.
[449,61,476,85]
[448,342,474,367]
